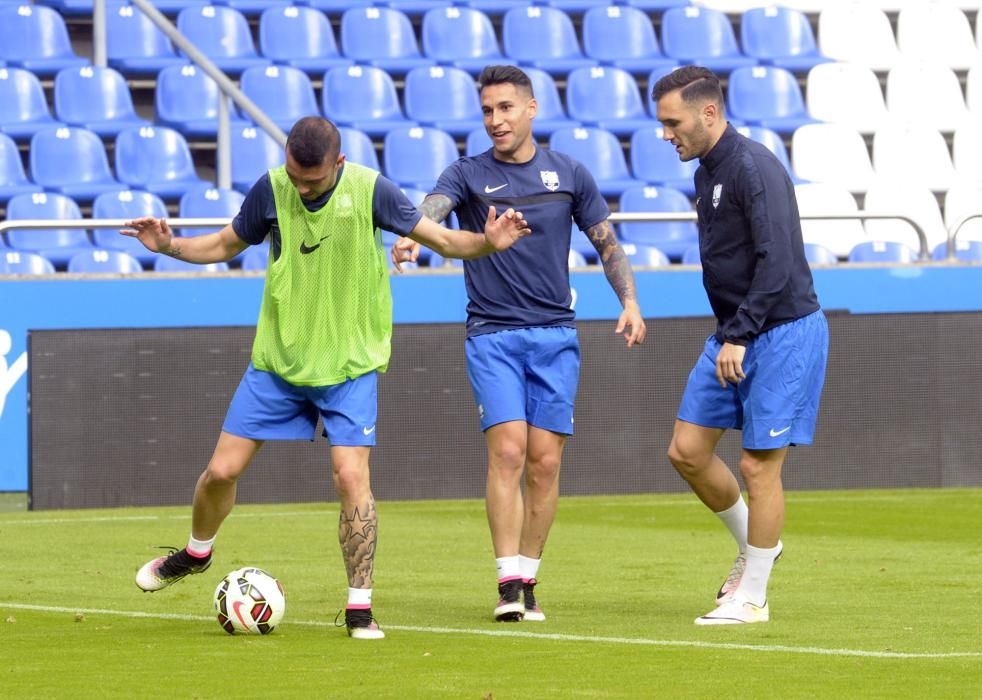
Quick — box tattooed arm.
[585,219,647,346]
[119,218,247,263]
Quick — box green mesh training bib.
[251,162,392,386]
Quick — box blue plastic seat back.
[177,6,262,60]
[0,67,59,126]
[741,6,819,62]
[661,6,744,61]
[92,190,168,250]
[803,242,838,265]
[5,191,88,251]
[68,249,144,273]
[629,126,699,185]
[178,185,244,237]
[106,5,180,64]
[623,242,670,267]
[338,126,381,170]
[383,126,458,188]
[735,125,793,173]
[155,65,226,125]
[618,185,696,256]
[54,66,141,125]
[154,255,230,272]
[240,243,270,270]
[0,5,86,69]
[549,127,631,181]
[240,65,320,125]
[503,6,585,62]
[465,126,492,156]
[404,66,482,123]
[1,132,34,185]
[259,6,342,62]
[114,126,199,189]
[728,66,807,122]
[932,240,982,262]
[582,5,661,61]
[421,7,501,62]
[0,250,56,275]
[321,65,407,124]
[30,127,115,189]
[231,126,285,192]
[848,241,917,263]
[341,7,424,62]
[566,66,647,122]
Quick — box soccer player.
[651,67,829,624]
[393,66,646,622]
[125,116,530,639]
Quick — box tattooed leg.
[331,446,377,588]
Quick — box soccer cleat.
[522,578,545,622]
[337,607,385,640]
[715,543,783,606]
[135,546,212,592]
[493,579,524,622]
[695,597,769,625]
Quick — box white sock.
[347,587,372,609]
[518,555,541,582]
[186,535,215,557]
[495,555,521,582]
[734,542,782,607]
[714,496,749,554]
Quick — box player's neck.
[493,140,536,165]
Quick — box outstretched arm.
[585,219,647,346]
[120,217,249,264]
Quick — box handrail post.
[92,0,107,68]
[217,95,232,191]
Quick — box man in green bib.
[123,116,530,639]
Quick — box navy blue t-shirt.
[232,165,423,256]
[432,147,609,337]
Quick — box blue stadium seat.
[5,192,93,267]
[565,66,655,136]
[29,127,123,202]
[176,6,271,76]
[847,241,917,263]
[646,64,683,119]
[421,7,509,76]
[0,132,43,203]
[568,248,589,268]
[404,66,483,137]
[154,255,231,273]
[932,240,982,262]
[321,65,416,138]
[106,5,187,77]
[259,6,352,76]
[148,0,211,15]
[0,5,89,77]
[178,185,245,238]
[340,7,435,77]
[581,6,677,76]
[462,0,528,17]
[629,126,698,196]
[622,242,670,267]
[231,126,284,193]
[383,126,458,191]
[735,125,798,182]
[155,65,249,139]
[548,127,642,197]
[570,222,597,263]
[91,190,169,266]
[115,126,209,200]
[661,6,757,73]
[465,126,492,156]
[34,0,128,16]
[240,65,321,134]
[524,67,581,137]
[622,0,689,9]
[544,0,608,13]
[338,126,381,170]
[681,244,701,265]
[0,250,56,275]
[618,185,697,260]
[299,0,373,12]
[380,0,453,17]
[213,0,293,17]
[0,68,66,142]
[240,241,271,270]
[54,67,151,138]
[502,6,598,76]
[726,66,815,135]
[68,249,144,274]
[740,6,830,74]
[803,242,838,265]
[381,186,432,263]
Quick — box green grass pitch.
[2,489,980,698]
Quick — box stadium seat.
[106,4,187,76]
[872,124,957,193]
[0,5,89,77]
[5,191,93,267]
[178,185,245,238]
[863,180,947,255]
[581,6,677,76]
[258,6,352,76]
[806,62,889,135]
[321,65,416,138]
[404,66,483,137]
[240,242,271,270]
[948,146,982,213]
[886,61,970,134]
[932,239,982,262]
[968,64,982,117]
[465,126,492,156]
[68,249,144,274]
[91,190,168,266]
[380,0,454,17]
[501,6,598,76]
[629,126,698,197]
[645,64,684,118]
[29,127,123,202]
[0,67,65,141]
[565,66,655,136]
[383,126,458,191]
[240,65,320,134]
[791,124,874,193]
[726,66,816,135]
[231,126,284,193]
[154,255,231,272]
[213,0,293,17]
[32,0,128,16]
[461,0,530,17]
[617,185,697,260]
[115,126,209,200]
[847,240,917,263]
[817,4,900,72]
[176,6,271,76]
[340,7,435,76]
[54,67,151,138]
[549,127,642,198]
[0,250,56,275]
[299,0,373,12]
[568,249,589,268]
[0,132,43,203]
[734,125,797,181]
[740,6,830,73]
[803,243,838,266]
[660,6,757,73]
[150,0,211,14]
[155,65,249,139]
[897,2,978,71]
[338,126,381,171]
[794,183,866,258]
[421,7,509,75]
[568,223,598,264]
[681,244,701,265]
[621,0,690,11]
[622,242,670,267]
[522,67,581,136]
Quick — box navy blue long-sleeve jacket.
[694,125,820,345]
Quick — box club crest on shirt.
[540,170,560,192]
[712,184,722,208]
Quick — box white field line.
[2,602,980,660]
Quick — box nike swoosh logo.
[484,184,508,194]
[769,426,791,437]
[232,600,249,628]
[363,425,376,435]
[299,235,330,255]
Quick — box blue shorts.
[678,310,828,450]
[465,326,580,435]
[223,364,379,446]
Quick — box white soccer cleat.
[695,598,769,625]
[135,547,212,592]
[715,542,783,606]
[521,579,545,622]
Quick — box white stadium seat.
[863,179,948,253]
[897,2,979,71]
[794,183,866,258]
[872,123,958,192]
[806,62,890,134]
[886,61,971,133]
[818,3,900,72]
[791,123,875,193]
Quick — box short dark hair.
[286,116,340,168]
[477,65,535,98]
[651,66,723,108]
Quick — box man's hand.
[120,217,174,253]
[715,342,747,388]
[483,206,530,251]
[390,237,420,272]
[615,300,647,347]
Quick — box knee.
[667,436,706,478]
[526,450,561,487]
[205,457,244,484]
[333,460,369,498]
[489,439,526,474]
[738,453,775,486]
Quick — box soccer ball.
[214,567,286,635]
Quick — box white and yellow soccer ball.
[214,567,286,635]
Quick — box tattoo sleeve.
[338,498,378,588]
[585,219,638,305]
[418,194,455,225]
